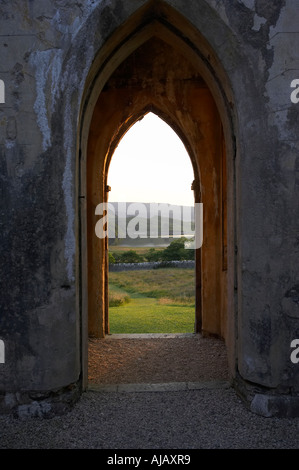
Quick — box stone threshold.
[103,333,197,340]
[88,380,230,393]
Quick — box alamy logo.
[290,339,299,364]
[290,79,299,104]
[0,340,5,364]
[0,80,5,104]
[95,202,203,249]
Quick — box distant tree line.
[109,238,195,264]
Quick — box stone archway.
[80,3,236,388]
[2,0,298,419]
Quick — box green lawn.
[108,268,195,333]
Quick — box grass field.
[109,246,166,254]
[109,268,195,334]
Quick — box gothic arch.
[104,104,200,183]
[103,104,203,336]
[78,1,238,388]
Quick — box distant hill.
[107,201,195,247]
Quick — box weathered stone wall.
[0,0,298,417]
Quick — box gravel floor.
[1,334,299,450]
[1,388,299,449]
[88,334,229,385]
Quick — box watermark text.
[0,79,5,104]
[290,79,299,104]
[0,340,5,364]
[95,202,203,249]
[290,339,299,364]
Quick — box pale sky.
[107,112,194,207]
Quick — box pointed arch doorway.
[80,4,235,388]
[107,110,198,335]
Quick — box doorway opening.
[80,4,235,389]
[107,112,196,335]
[85,36,227,341]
